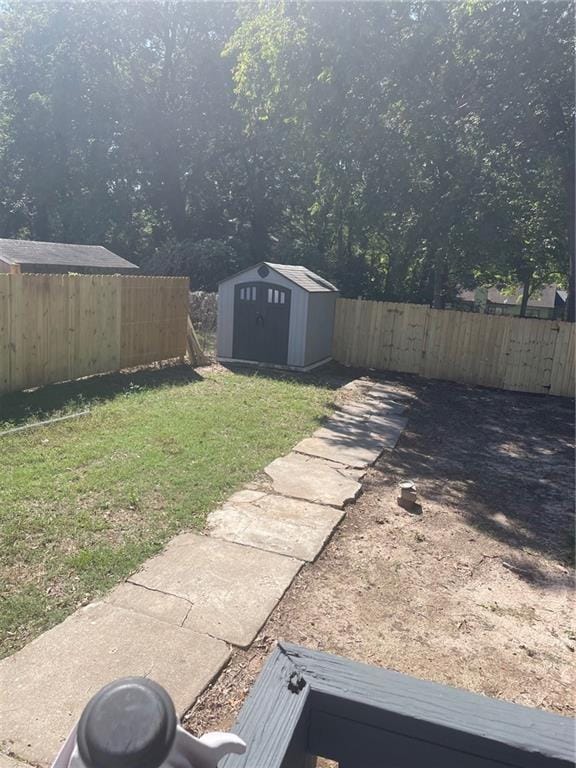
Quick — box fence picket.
[333,298,574,397]
[0,274,188,395]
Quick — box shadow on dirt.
[369,377,575,569]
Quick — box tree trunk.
[158,146,189,240]
[566,136,575,322]
[519,278,531,318]
[249,209,268,260]
[336,207,345,262]
[153,9,189,241]
[34,201,50,241]
[432,252,447,309]
[546,96,574,322]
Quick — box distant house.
[454,285,567,320]
[0,239,139,275]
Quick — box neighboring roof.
[221,262,338,293]
[458,284,564,310]
[0,239,138,270]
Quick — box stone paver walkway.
[263,452,364,507]
[0,603,230,767]
[206,491,344,561]
[0,377,411,767]
[126,532,302,646]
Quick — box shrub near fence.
[0,274,189,395]
[333,298,575,397]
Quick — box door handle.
[256,313,264,326]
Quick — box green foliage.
[0,1,572,311]
[142,238,244,291]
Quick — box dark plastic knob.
[77,677,177,768]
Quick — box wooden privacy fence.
[0,274,189,395]
[333,298,575,397]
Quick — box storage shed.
[217,263,338,371]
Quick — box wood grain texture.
[310,710,509,768]
[0,274,188,394]
[333,298,574,397]
[283,642,574,768]
[221,646,312,768]
[222,642,574,768]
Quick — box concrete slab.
[0,754,32,768]
[366,382,411,398]
[207,491,344,560]
[0,602,230,768]
[338,400,408,419]
[129,533,302,647]
[264,452,364,507]
[371,413,409,444]
[325,410,408,435]
[294,413,408,467]
[223,489,266,504]
[104,582,190,626]
[293,432,385,467]
[314,413,407,443]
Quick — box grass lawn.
[0,364,337,658]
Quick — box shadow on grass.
[221,360,360,392]
[0,363,203,429]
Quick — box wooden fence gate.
[0,274,189,395]
[332,298,575,397]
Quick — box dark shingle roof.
[265,263,338,292]
[220,262,337,293]
[0,239,138,270]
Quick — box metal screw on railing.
[51,678,246,768]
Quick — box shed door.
[233,282,291,364]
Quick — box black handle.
[256,313,264,326]
[77,678,177,768]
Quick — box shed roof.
[221,262,338,293]
[0,239,138,271]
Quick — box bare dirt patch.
[185,376,575,735]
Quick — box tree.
[0,1,572,313]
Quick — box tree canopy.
[0,1,573,316]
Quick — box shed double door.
[233,282,291,364]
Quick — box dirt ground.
[184,375,575,737]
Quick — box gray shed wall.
[217,266,309,367]
[303,292,337,366]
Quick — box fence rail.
[332,298,575,397]
[0,274,189,395]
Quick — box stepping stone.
[366,382,411,398]
[324,410,408,436]
[316,411,408,442]
[371,412,409,441]
[338,400,408,419]
[104,582,190,625]
[294,413,408,467]
[129,533,302,647]
[206,491,344,560]
[0,755,31,768]
[0,602,230,768]
[264,452,364,507]
[293,432,385,468]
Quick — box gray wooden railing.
[222,642,574,768]
[53,644,574,768]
